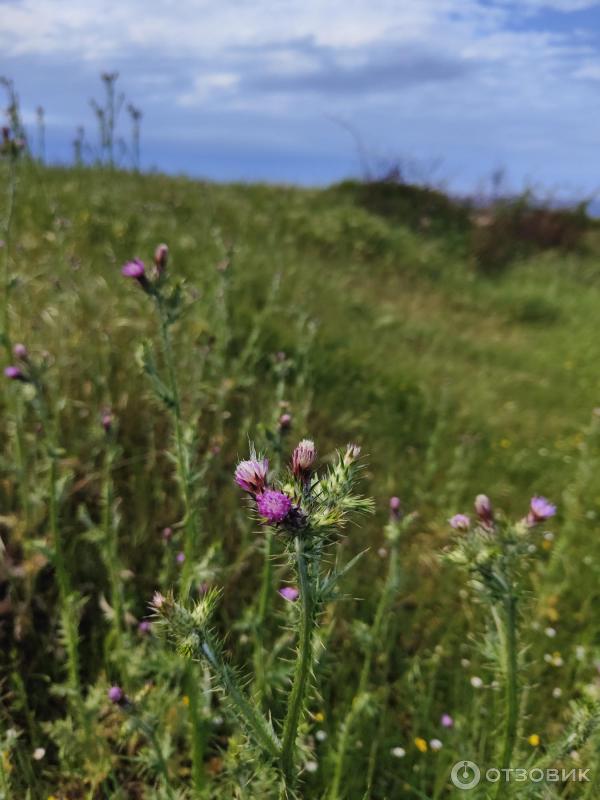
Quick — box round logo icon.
[451,760,481,790]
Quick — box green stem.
[102,445,125,677]
[253,529,273,704]
[2,156,16,350]
[281,535,315,785]
[155,297,206,791]
[495,594,518,798]
[134,716,175,800]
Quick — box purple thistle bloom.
[235,457,269,495]
[279,412,292,431]
[13,343,28,360]
[101,408,113,433]
[162,526,173,542]
[108,685,124,704]
[474,494,494,526]
[449,514,470,531]
[441,714,454,728]
[527,496,557,526]
[176,551,185,564]
[138,620,151,635]
[121,258,145,279]
[390,496,401,519]
[256,489,292,524]
[4,365,26,381]
[279,586,299,602]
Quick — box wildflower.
[13,343,28,360]
[313,711,325,723]
[152,591,165,609]
[526,496,556,526]
[449,513,470,531]
[552,687,562,699]
[545,627,557,638]
[304,760,318,773]
[32,747,45,761]
[389,496,401,519]
[441,714,454,728]
[279,412,292,431]
[470,676,483,688]
[138,620,151,635]
[176,551,185,565]
[182,695,190,707]
[101,408,113,433]
[4,365,26,381]
[429,739,443,751]
[154,243,169,275]
[528,734,540,747]
[315,730,327,742]
[292,439,316,478]
[391,746,406,758]
[234,457,269,495]
[414,737,428,753]
[121,258,149,289]
[279,586,299,602]
[344,443,361,466]
[474,494,494,526]
[108,685,124,704]
[162,526,173,541]
[256,489,292,524]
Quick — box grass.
[2,159,600,798]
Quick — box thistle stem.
[495,593,518,798]
[281,535,315,785]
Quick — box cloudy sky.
[2,0,600,196]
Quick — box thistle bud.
[13,343,28,360]
[474,494,494,526]
[279,413,292,431]
[292,439,316,478]
[235,458,269,495]
[389,496,401,519]
[4,365,27,382]
[154,243,169,276]
[121,259,150,290]
[344,443,361,466]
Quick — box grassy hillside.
[2,161,600,798]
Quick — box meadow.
[2,142,600,798]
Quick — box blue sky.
[2,0,600,199]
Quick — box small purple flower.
[256,489,292,524]
[108,685,124,704]
[279,586,299,602]
[292,439,316,478]
[13,343,28,360]
[474,494,494,527]
[121,258,145,279]
[449,514,470,531]
[390,496,401,519]
[527,496,557,526]
[101,408,113,433]
[441,714,454,728]
[279,413,292,431]
[162,526,173,542]
[176,551,185,565]
[4,365,26,381]
[138,620,151,635]
[235,457,269,495]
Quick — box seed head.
[235,457,269,495]
[256,489,292,524]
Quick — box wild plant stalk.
[154,440,373,795]
[492,593,518,798]
[121,248,208,792]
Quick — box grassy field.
[2,160,600,798]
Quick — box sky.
[2,0,600,199]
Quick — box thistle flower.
[162,526,173,542]
[449,513,470,531]
[176,551,185,565]
[13,343,28,360]
[152,591,165,610]
[279,586,299,602]
[279,412,292,431]
[121,258,149,289]
[4,365,26,381]
[441,714,454,728]
[108,685,124,704]
[474,494,494,526]
[256,489,292,524]
[526,496,557,526]
[389,496,401,519]
[138,620,151,635]
[101,408,113,433]
[292,439,316,479]
[235,457,269,495]
[154,243,169,275]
